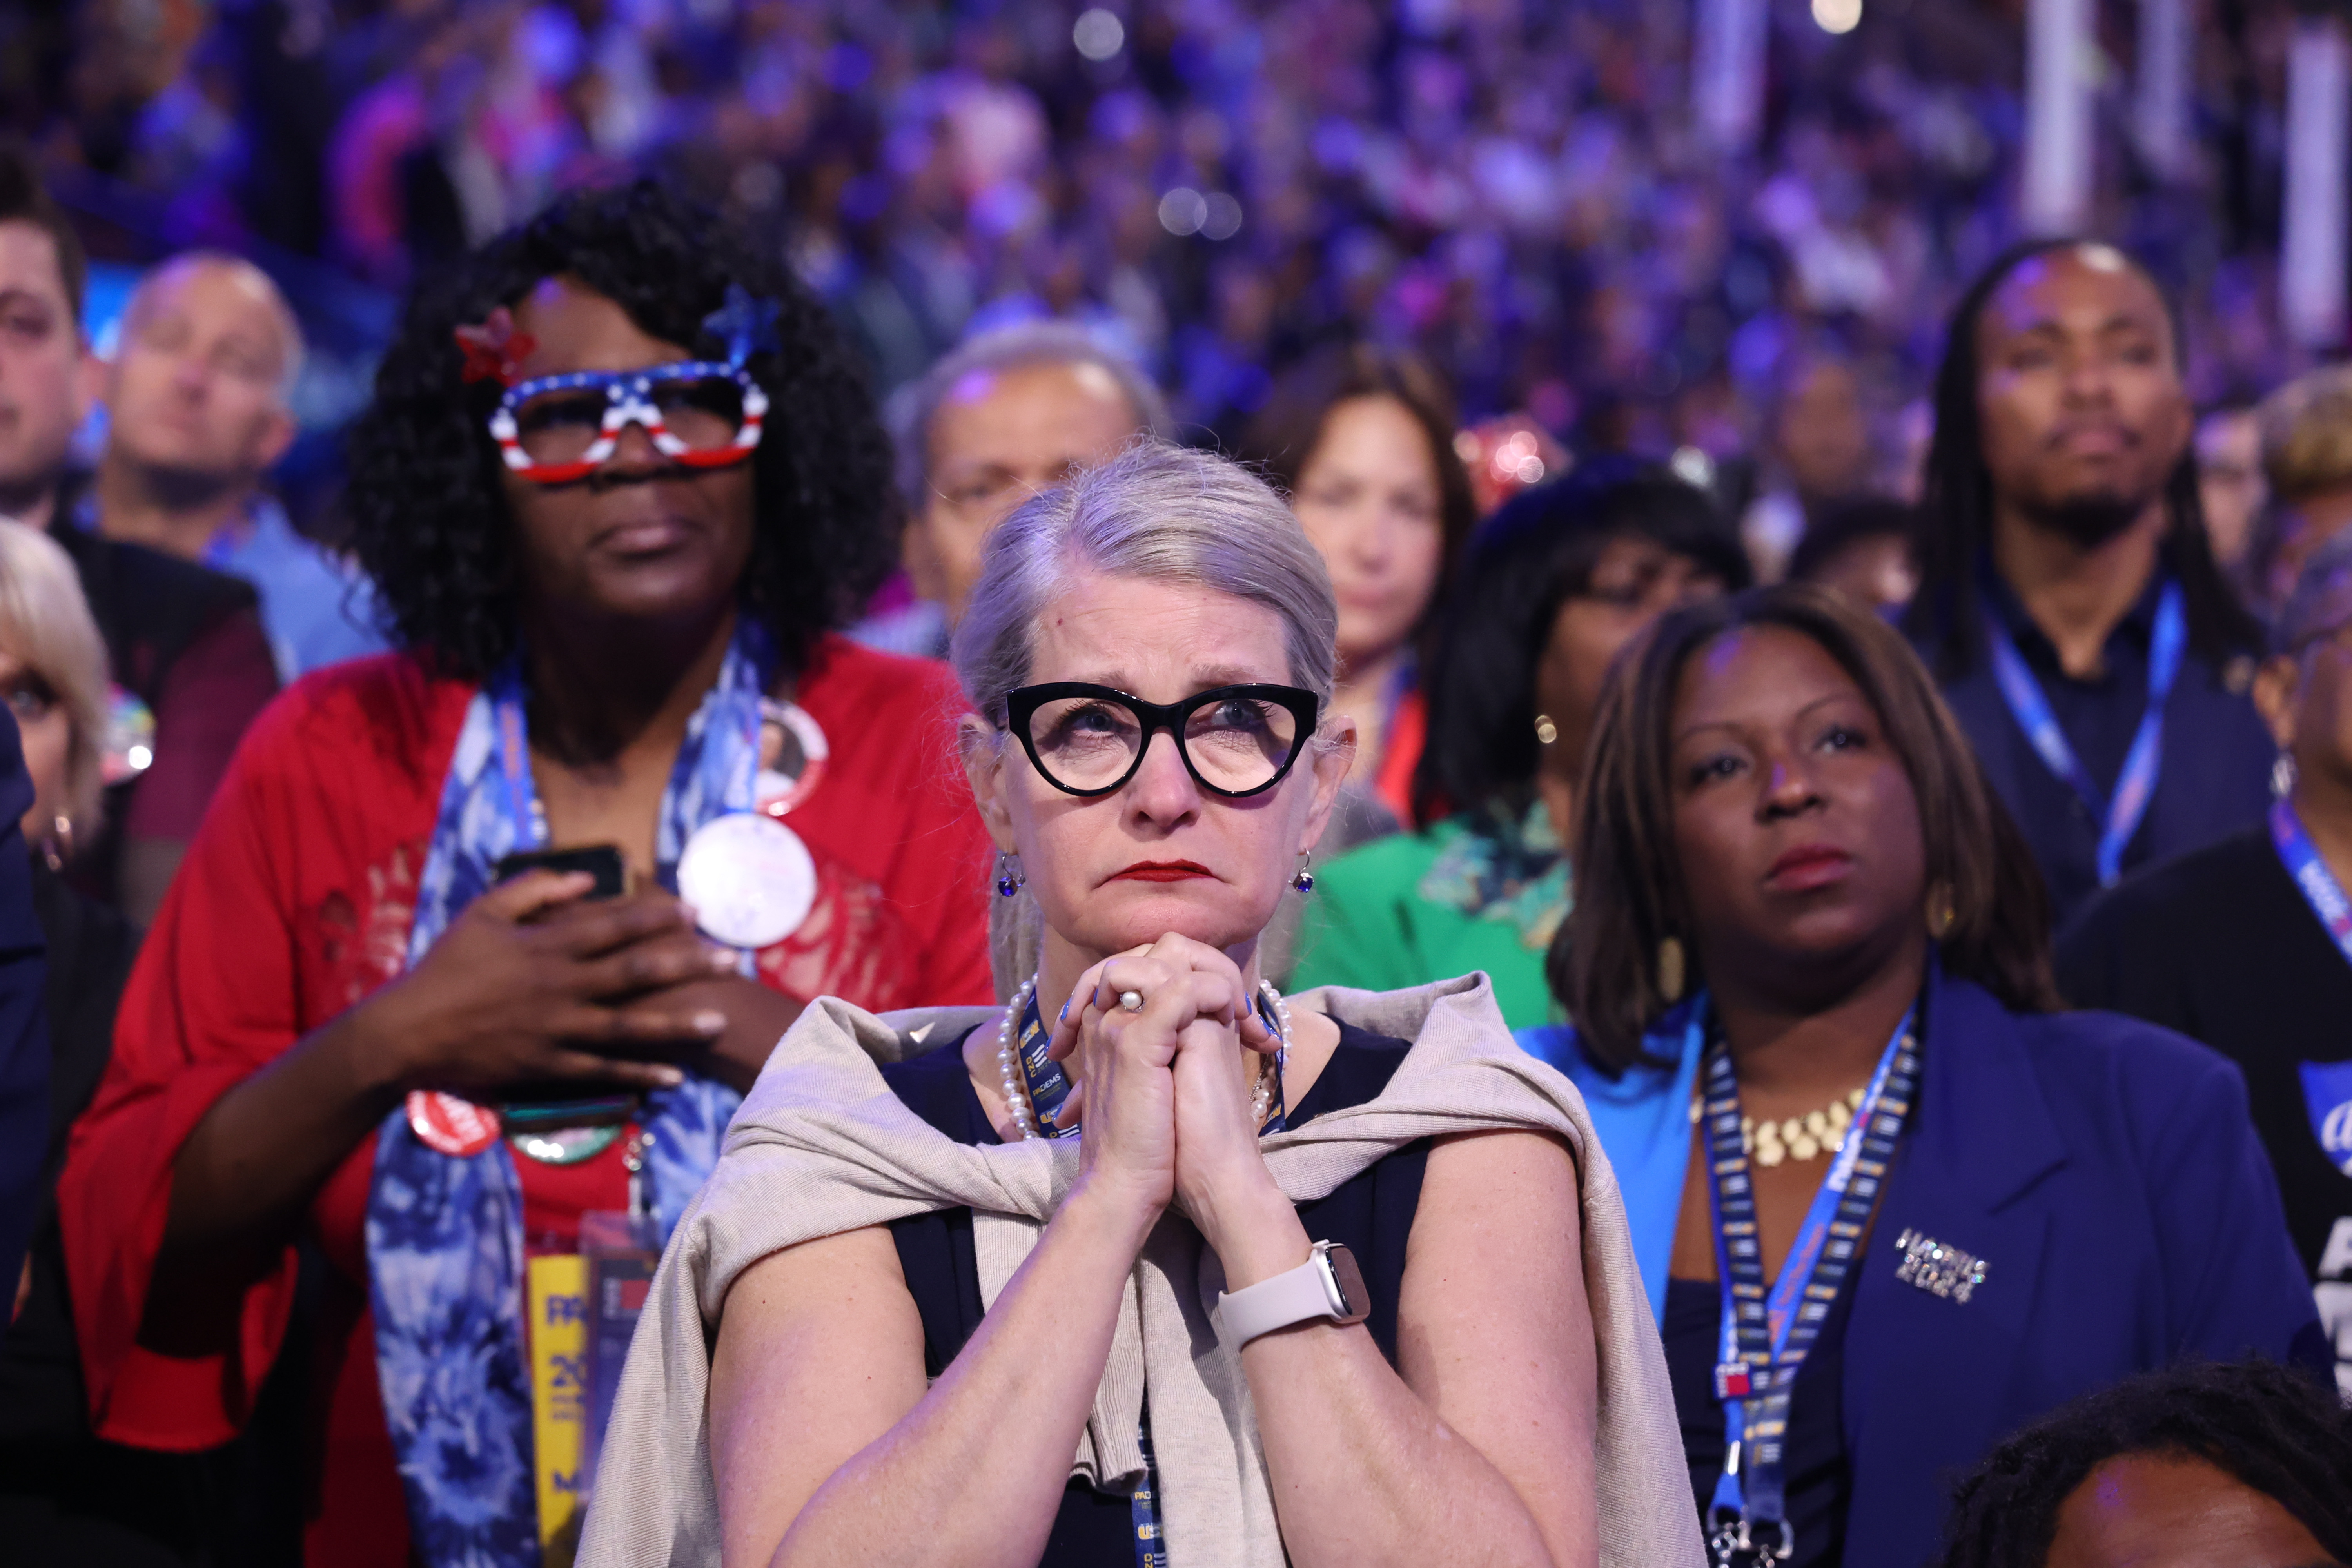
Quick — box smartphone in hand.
[495,844,626,900]
[494,843,639,1120]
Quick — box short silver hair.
[951,439,1338,728]
[888,320,1171,509]
[2275,525,2352,654]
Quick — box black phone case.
[494,844,626,900]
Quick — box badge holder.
[577,1129,661,1505]
[526,1240,590,1566]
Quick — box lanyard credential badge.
[2301,1062,2352,1176]
[1985,580,2186,888]
[2269,800,2352,1175]
[1701,1008,1922,1567]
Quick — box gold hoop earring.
[1656,935,1686,1005]
[1925,881,1956,941]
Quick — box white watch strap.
[1215,1244,1341,1347]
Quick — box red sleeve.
[889,661,995,1008]
[788,639,994,1010]
[57,657,452,1449]
[122,605,281,844]
[1373,686,1426,830]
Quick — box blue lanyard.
[1984,580,2185,888]
[1010,987,1290,1138]
[1700,1008,1920,1567]
[1008,987,1286,1568]
[482,662,551,851]
[2270,799,2352,966]
[476,627,771,884]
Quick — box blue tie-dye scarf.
[366,624,769,1567]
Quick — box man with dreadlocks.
[1905,240,2272,925]
[1936,1358,2352,1568]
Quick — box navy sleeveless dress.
[878,1020,1431,1564]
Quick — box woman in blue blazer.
[1520,584,2322,1568]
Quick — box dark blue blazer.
[1526,970,2320,1568]
[0,710,48,1303]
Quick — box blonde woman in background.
[0,521,109,874]
[0,518,242,1566]
[2251,367,2352,616]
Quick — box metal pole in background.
[2282,7,2350,348]
[2024,0,2095,233]
[1693,0,1768,158]
[2133,0,2191,182]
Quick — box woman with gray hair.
[2060,525,2352,1394]
[579,442,1695,1568]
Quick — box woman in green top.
[1291,459,1749,1027]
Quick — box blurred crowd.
[3,0,2340,469]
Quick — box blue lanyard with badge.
[1984,579,2185,888]
[2268,799,2352,1176]
[1699,1007,1921,1566]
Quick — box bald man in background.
[87,252,385,681]
[854,320,1169,658]
[0,151,284,922]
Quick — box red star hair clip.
[453,307,537,386]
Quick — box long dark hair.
[1410,458,1751,825]
[1904,238,2261,678]
[1236,341,1477,671]
[345,179,899,682]
[1556,583,2062,1072]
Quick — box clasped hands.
[1041,933,1292,1252]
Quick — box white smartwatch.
[1214,1240,1371,1347]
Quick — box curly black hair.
[344,179,900,681]
[1937,1357,2352,1568]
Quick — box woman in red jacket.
[56,181,994,1568]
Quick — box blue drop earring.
[995,851,1025,899]
[1292,852,1314,894]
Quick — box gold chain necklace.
[1689,1084,1868,1167]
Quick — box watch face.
[1323,1243,1372,1326]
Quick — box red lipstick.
[1111,860,1213,883]
[1766,843,1853,892]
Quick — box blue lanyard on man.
[1700,1006,1922,1566]
[1984,580,2186,888]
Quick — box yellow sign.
[528,1254,590,1566]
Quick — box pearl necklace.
[995,976,1291,1142]
[1688,1082,1867,1167]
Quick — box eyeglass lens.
[1025,691,1302,794]
[511,376,749,466]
